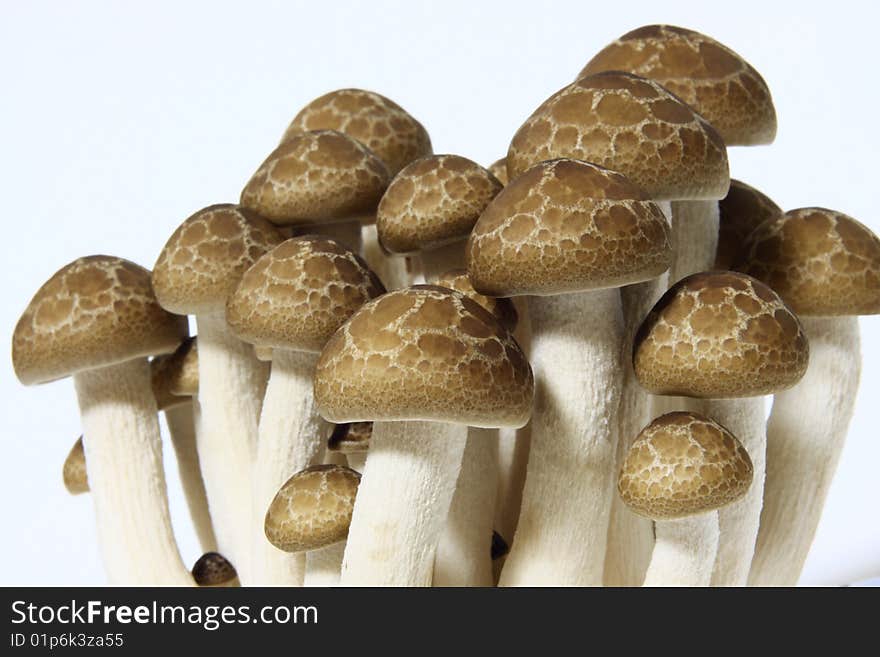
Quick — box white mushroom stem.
[252,349,331,586]
[420,242,466,282]
[340,420,467,586]
[433,428,498,587]
[642,514,719,587]
[304,543,346,587]
[74,358,193,585]
[668,200,719,285]
[361,224,411,290]
[500,289,623,586]
[748,316,861,586]
[346,452,367,472]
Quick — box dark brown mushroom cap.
[13,256,188,385]
[579,25,777,147]
[226,236,386,353]
[152,204,283,316]
[618,411,753,520]
[314,286,534,428]
[633,271,809,398]
[264,464,361,553]
[435,269,518,333]
[151,336,198,409]
[376,155,503,254]
[488,158,509,186]
[191,552,238,586]
[715,179,782,269]
[63,436,88,495]
[240,130,390,226]
[327,422,372,454]
[282,89,432,177]
[507,72,729,201]
[466,159,671,297]
[735,208,880,316]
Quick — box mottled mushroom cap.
[282,88,432,177]
[579,25,776,147]
[327,422,372,454]
[435,269,518,332]
[191,552,239,587]
[735,208,880,316]
[264,464,360,553]
[634,271,809,397]
[466,159,672,297]
[488,158,509,186]
[507,72,729,201]
[226,236,386,353]
[240,130,390,226]
[150,337,198,409]
[152,204,283,316]
[376,155,503,254]
[715,179,782,269]
[618,411,753,520]
[13,256,188,385]
[314,286,534,428]
[63,436,88,495]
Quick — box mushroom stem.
[420,242,466,282]
[304,543,346,587]
[668,200,720,285]
[748,316,861,586]
[340,420,467,586]
[346,452,367,472]
[361,224,410,290]
[501,288,623,586]
[74,358,192,585]
[642,515,719,587]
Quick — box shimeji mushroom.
[63,436,88,495]
[313,286,533,586]
[327,422,372,472]
[714,180,783,270]
[735,209,880,586]
[618,412,753,586]
[192,552,240,587]
[264,465,360,587]
[13,256,192,585]
[467,159,671,586]
[153,204,283,580]
[634,271,809,585]
[226,235,384,585]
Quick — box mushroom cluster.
[12,26,879,587]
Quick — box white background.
[1,0,877,586]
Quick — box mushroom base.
[643,514,719,587]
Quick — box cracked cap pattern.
[327,422,372,454]
[63,436,88,495]
[150,336,198,410]
[14,256,188,385]
[634,271,808,397]
[735,208,880,316]
[488,158,509,186]
[241,130,389,226]
[507,72,729,201]
[282,88,432,177]
[435,269,518,332]
[715,179,782,270]
[579,25,777,147]
[466,159,671,297]
[619,411,753,520]
[191,552,238,586]
[314,286,534,428]
[226,236,385,353]
[265,464,360,552]
[376,155,503,254]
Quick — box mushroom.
[63,436,88,495]
[735,208,880,585]
[327,422,372,472]
[13,255,192,585]
[467,159,671,586]
[618,412,753,586]
[313,286,533,586]
[715,180,783,270]
[192,552,240,587]
[226,235,384,585]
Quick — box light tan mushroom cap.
[282,88,432,177]
[376,155,503,254]
[265,464,360,553]
[240,130,389,226]
[152,204,282,316]
[579,25,777,147]
[736,208,880,316]
[327,422,372,453]
[507,72,729,201]
[634,271,809,397]
[435,269,518,332]
[191,552,239,587]
[488,158,509,186]
[13,256,187,386]
[715,179,782,269]
[63,436,88,495]
[314,286,534,428]
[150,336,198,409]
[226,236,386,353]
[618,411,753,519]
[466,159,671,297]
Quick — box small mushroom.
[715,180,782,270]
[63,436,88,495]
[327,422,372,472]
[191,552,240,587]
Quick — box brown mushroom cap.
[466,159,671,297]
[151,336,198,409]
[282,89,432,177]
[715,179,782,269]
[327,422,372,454]
[191,552,239,587]
[13,256,187,386]
[240,130,390,226]
[633,271,809,398]
[735,208,880,316]
[488,158,509,186]
[435,269,518,332]
[618,411,753,520]
[152,204,283,316]
[579,25,777,147]
[507,72,729,201]
[314,286,534,428]
[264,464,361,553]
[63,436,88,495]
[376,155,503,255]
[226,236,386,353]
